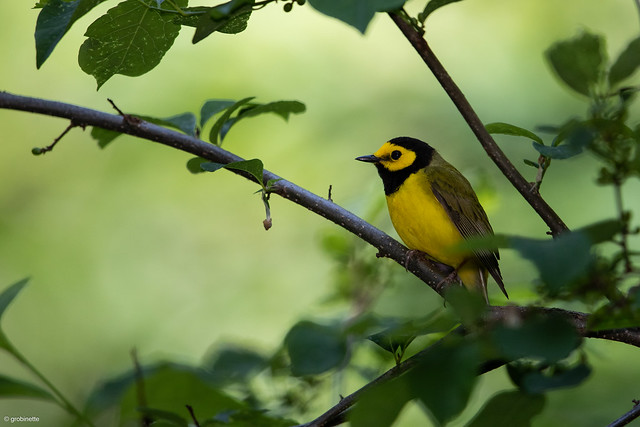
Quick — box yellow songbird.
[356,136,507,302]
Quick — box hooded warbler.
[356,136,507,302]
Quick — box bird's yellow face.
[371,142,417,172]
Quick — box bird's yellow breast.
[385,170,466,267]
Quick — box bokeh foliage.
[1,0,640,426]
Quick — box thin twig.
[607,399,640,427]
[387,12,568,237]
[32,121,80,155]
[186,405,201,427]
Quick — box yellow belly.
[386,172,465,268]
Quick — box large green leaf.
[35,0,107,68]
[490,314,581,364]
[85,362,245,422]
[284,320,347,376]
[204,345,268,385]
[507,361,591,394]
[78,0,186,89]
[510,232,593,294]
[467,390,545,427]
[545,31,606,96]
[307,0,406,34]
[0,374,55,401]
[609,36,640,87]
[349,377,411,427]
[410,341,479,424]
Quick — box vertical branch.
[388,12,569,236]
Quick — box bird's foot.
[435,269,460,293]
[404,249,425,271]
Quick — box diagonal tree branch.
[2,90,640,427]
[388,12,569,237]
[1,90,638,347]
[607,399,640,427]
[0,91,444,289]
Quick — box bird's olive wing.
[429,168,507,297]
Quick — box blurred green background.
[1,0,639,425]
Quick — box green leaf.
[444,286,487,326]
[186,157,208,174]
[532,142,582,159]
[368,310,458,359]
[237,100,306,121]
[349,377,411,427]
[545,31,606,96]
[508,362,591,394]
[578,219,622,244]
[78,0,186,89]
[609,36,640,86]
[307,0,406,34]
[204,345,267,385]
[200,100,236,128]
[533,120,595,160]
[0,278,29,322]
[191,0,254,44]
[419,0,463,23]
[588,294,640,330]
[466,390,545,427]
[511,232,593,294]
[284,320,347,376]
[485,122,544,144]
[409,341,479,424]
[90,127,122,148]
[201,159,264,185]
[220,100,306,142]
[490,314,581,364]
[141,113,197,136]
[35,0,106,68]
[200,162,227,173]
[209,97,254,144]
[86,362,245,422]
[0,375,55,401]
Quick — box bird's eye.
[391,150,402,160]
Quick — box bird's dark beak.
[355,154,380,163]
